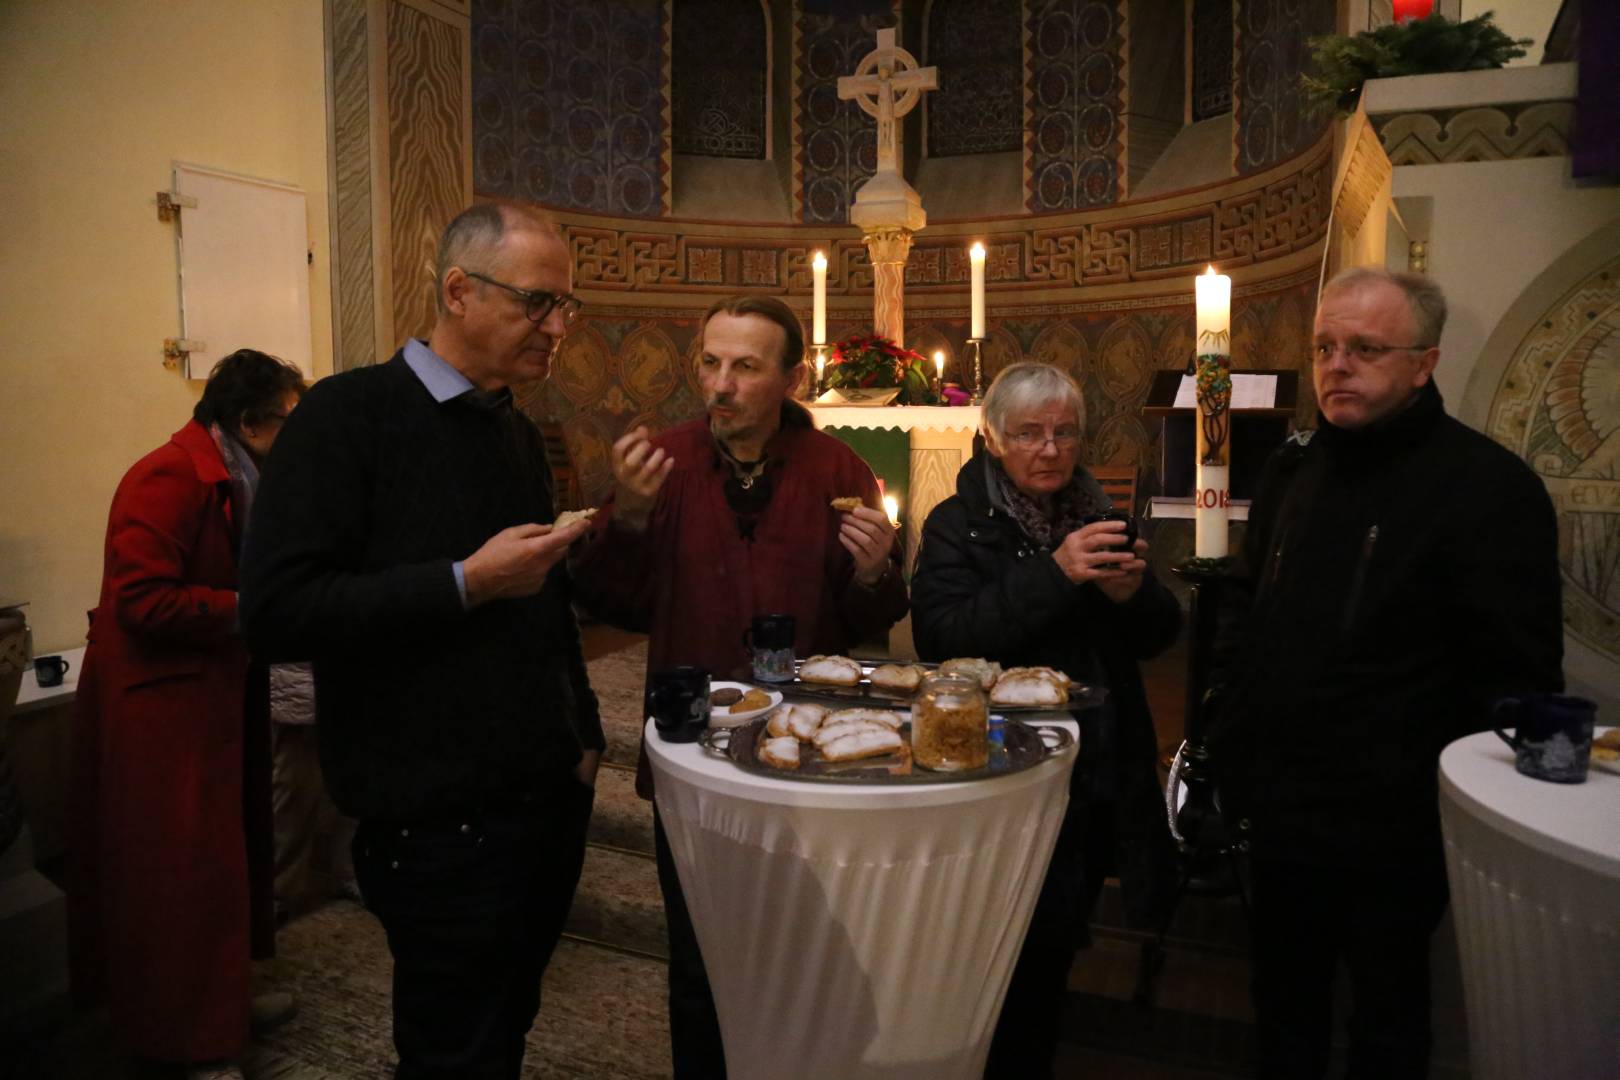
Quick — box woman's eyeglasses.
[1004,426,1081,451]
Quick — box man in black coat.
[242,202,602,1079]
[1211,267,1564,1079]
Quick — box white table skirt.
[646,717,1078,1080]
[1437,729,1620,1080]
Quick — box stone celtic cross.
[837,27,937,176]
[837,29,937,346]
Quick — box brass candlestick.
[966,337,985,402]
[811,344,830,399]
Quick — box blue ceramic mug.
[1493,694,1596,783]
[647,666,711,744]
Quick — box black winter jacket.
[1210,382,1563,867]
[911,451,1181,926]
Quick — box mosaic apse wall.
[1485,253,1620,669]
[527,135,1330,511]
[1024,0,1128,211]
[1233,0,1334,175]
[472,0,669,217]
[533,276,1317,541]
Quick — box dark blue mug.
[1494,694,1596,783]
[647,666,711,743]
[34,654,71,688]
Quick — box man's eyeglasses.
[465,271,583,326]
[1004,426,1082,451]
[1312,340,1432,364]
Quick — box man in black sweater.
[242,202,602,1080]
[1211,267,1563,1079]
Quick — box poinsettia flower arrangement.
[825,334,937,404]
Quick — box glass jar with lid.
[911,672,989,771]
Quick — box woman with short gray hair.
[911,360,1181,1078]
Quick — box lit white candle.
[969,243,986,339]
[812,251,828,346]
[1195,265,1231,356]
[1193,265,1232,559]
[883,494,900,527]
[933,349,945,383]
[815,350,826,385]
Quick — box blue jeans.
[353,774,594,1080]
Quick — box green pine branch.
[1302,12,1532,117]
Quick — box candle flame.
[970,242,985,259]
[813,250,827,270]
[1204,264,1216,276]
[883,495,900,526]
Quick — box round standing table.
[1437,729,1620,1080]
[646,716,1079,1080]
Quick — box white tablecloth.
[1437,729,1620,1080]
[646,716,1078,1080]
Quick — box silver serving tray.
[700,715,1073,785]
[781,659,1108,713]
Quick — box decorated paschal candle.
[1194,266,1232,558]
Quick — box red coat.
[68,420,274,1062]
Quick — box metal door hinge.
[157,191,198,222]
[162,338,206,370]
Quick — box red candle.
[1393,0,1432,22]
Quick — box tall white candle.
[1193,265,1232,559]
[969,243,986,339]
[812,251,828,346]
[1195,265,1231,356]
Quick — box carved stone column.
[864,228,914,346]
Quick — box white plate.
[707,681,783,728]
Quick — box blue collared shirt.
[402,339,474,607]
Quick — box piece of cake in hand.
[759,736,801,770]
[868,663,925,693]
[800,654,862,685]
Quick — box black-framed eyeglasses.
[1312,341,1432,364]
[465,271,583,326]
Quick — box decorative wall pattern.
[1191,0,1233,121]
[1233,0,1333,175]
[561,138,1330,295]
[672,0,767,158]
[925,0,1024,157]
[796,7,891,223]
[1485,255,1620,666]
[530,280,1317,508]
[1024,0,1128,212]
[330,0,376,371]
[472,0,668,218]
[387,0,468,344]
[1371,103,1576,165]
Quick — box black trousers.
[352,774,594,1080]
[1249,854,1450,1080]
[653,808,728,1079]
[984,800,1115,1080]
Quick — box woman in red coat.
[68,349,305,1078]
